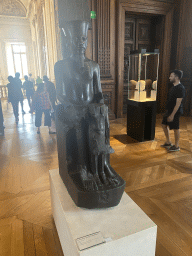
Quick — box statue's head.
[62,20,89,58]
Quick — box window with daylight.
[6,43,28,78]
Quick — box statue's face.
[67,21,89,55]
[72,35,88,54]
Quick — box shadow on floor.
[113,134,137,144]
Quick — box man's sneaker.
[168,145,180,152]
[161,142,172,148]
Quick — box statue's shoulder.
[54,59,71,75]
[54,59,68,68]
[85,58,100,70]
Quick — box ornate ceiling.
[0,0,27,17]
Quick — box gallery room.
[0,0,192,255]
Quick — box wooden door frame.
[117,0,174,118]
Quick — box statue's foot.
[93,175,103,188]
[107,176,120,186]
[100,171,119,187]
[78,166,98,191]
[102,164,121,187]
[99,172,109,186]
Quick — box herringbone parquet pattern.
[1,99,192,255]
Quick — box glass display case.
[127,49,159,102]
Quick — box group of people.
[3,68,186,150]
[7,72,56,134]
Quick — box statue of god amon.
[54,20,125,209]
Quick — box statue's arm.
[93,63,104,104]
[54,60,67,104]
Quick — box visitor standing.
[36,76,42,85]
[23,75,34,111]
[0,90,4,135]
[43,75,56,117]
[7,76,20,123]
[31,83,56,134]
[161,70,185,152]
[14,72,25,114]
[28,73,35,86]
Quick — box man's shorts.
[162,111,181,130]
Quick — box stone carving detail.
[0,0,26,17]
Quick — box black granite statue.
[55,20,125,209]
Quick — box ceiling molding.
[0,0,27,17]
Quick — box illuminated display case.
[126,49,160,142]
[128,49,159,102]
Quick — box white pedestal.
[49,169,157,256]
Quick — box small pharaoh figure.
[88,104,118,189]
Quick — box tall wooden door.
[123,14,153,114]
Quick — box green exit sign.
[90,11,96,19]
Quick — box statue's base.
[49,169,157,256]
[59,166,126,209]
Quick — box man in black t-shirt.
[161,70,185,152]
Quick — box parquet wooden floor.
[1,99,192,255]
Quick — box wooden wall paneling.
[158,8,174,113]
[97,0,111,78]
[120,0,173,15]
[117,0,174,118]
[110,0,116,81]
[169,0,181,71]
[154,15,165,113]
[94,0,116,116]
[136,18,151,51]
[176,0,192,115]
[117,3,125,118]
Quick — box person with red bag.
[32,83,56,134]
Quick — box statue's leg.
[98,154,109,185]
[104,154,120,186]
[90,154,103,187]
[102,105,120,186]
[75,119,85,166]
[75,117,98,191]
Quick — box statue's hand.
[58,103,80,127]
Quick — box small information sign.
[76,231,105,251]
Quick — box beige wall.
[0,15,34,85]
